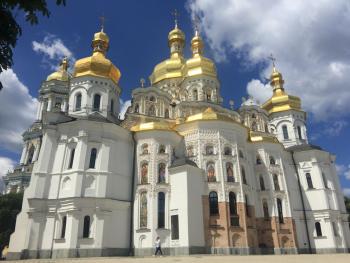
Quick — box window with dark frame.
[171,215,179,240]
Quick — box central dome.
[149,25,186,84]
[73,30,121,84]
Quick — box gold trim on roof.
[130,121,175,132]
[47,57,69,81]
[249,131,280,144]
[185,107,236,123]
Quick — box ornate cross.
[193,14,200,33]
[172,9,179,27]
[268,53,276,67]
[99,16,106,32]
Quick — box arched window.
[158,192,165,228]
[187,146,194,157]
[297,126,302,139]
[207,162,216,182]
[140,163,148,184]
[273,174,280,190]
[245,195,250,217]
[226,162,234,182]
[282,125,289,140]
[75,93,82,111]
[265,124,269,132]
[192,89,198,101]
[164,109,169,118]
[239,150,244,158]
[229,192,239,226]
[270,156,276,165]
[140,192,147,228]
[148,105,155,116]
[61,215,67,239]
[259,175,265,190]
[277,198,284,223]
[209,191,219,215]
[83,215,90,238]
[252,113,256,119]
[68,148,75,169]
[263,200,269,219]
[205,145,214,155]
[206,91,211,101]
[150,96,155,102]
[110,99,114,115]
[141,144,148,154]
[27,145,35,164]
[224,146,232,156]
[158,163,166,183]
[306,173,313,189]
[251,121,257,131]
[89,148,97,169]
[62,177,71,190]
[256,155,262,165]
[159,145,166,154]
[315,222,322,237]
[93,94,101,111]
[135,104,139,113]
[241,166,247,184]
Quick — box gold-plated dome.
[185,30,217,78]
[46,57,69,81]
[185,107,236,123]
[73,29,121,84]
[149,25,186,84]
[262,65,301,114]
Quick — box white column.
[47,97,53,111]
[62,98,68,112]
[32,142,41,162]
[36,101,43,120]
[20,144,28,164]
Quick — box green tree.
[0,0,66,90]
[0,193,23,251]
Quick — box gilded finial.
[193,15,200,36]
[99,15,106,32]
[172,9,179,28]
[140,78,145,88]
[61,56,68,71]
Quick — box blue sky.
[0,0,349,195]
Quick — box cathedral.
[5,19,350,259]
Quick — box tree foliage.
[0,0,66,90]
[0,192,23,251]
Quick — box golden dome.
[185,30,217,78]
[262,65,302,114]
[46,57,69,81]
[149,25,186,84]
[73,29,121,84]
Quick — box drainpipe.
[129,132,137,256]
[291,151,312,254]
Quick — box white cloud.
[310,120,348,141]
[32,34,75,70]
[188,0,350,120]
[0,69,38,152]
[119,99,132,120]
[0,156,16,193]
[336,164,350,180]
[246,79,272,104]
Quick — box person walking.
[154,236,163,256]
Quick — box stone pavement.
[4,254,350,263]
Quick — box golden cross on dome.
[268,53,276,67]
[99,15,106,32]
[172,9,179,28]
[193,14,200,34]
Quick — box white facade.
[6,26,350,259]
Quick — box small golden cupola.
[262,63,302,114]
[185,27,217,78]
[46,57,69,81]
[73,27,121,84]
[149,15,186,85]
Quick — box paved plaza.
[4,254,350,263]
